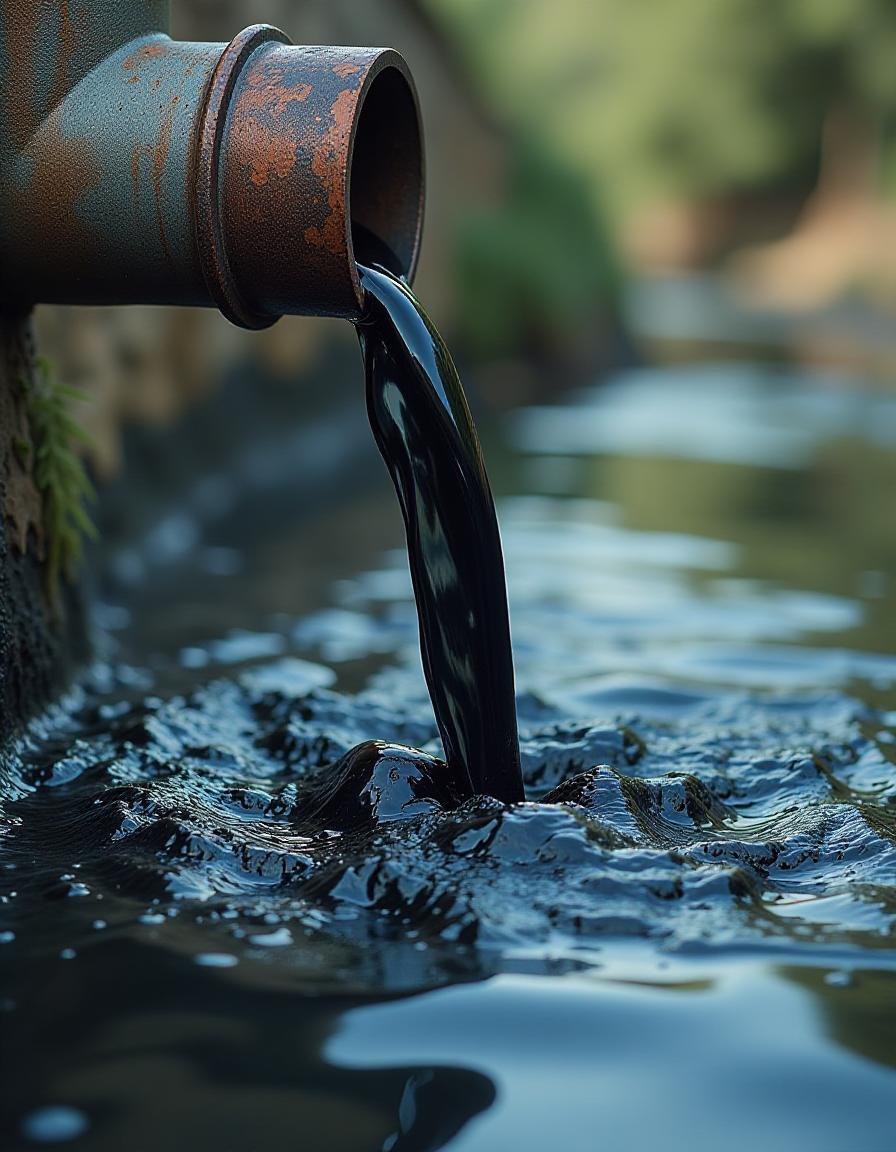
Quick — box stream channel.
[2,282,895,1150]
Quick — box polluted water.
[2,233,896,1151]
[354,227,523,806]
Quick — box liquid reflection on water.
[2,339,896,1149]
[329,964,896,1152]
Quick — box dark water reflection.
[2,291,896,1149]
[2,937,495,1151]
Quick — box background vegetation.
[430,0,896,318]
[429,0,896,215]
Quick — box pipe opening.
[350,64,424,284]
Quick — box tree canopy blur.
[428,0,896,217]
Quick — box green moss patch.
[20,357,96,602]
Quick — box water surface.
[2,290,895,1150]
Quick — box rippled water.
[2,299,896,1150]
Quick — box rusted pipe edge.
[194,24,287,330]
[0,16,424,320]
[344,51,425,304]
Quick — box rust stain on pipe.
[130,142,142,201]
[239,66,312,119]
[213,41,425,321]
[1,0,83,144]
[2,0,39,148]
[48,1,82,112]
[122,41,166,73]
[152,103,175,264]
[247,133,297,188]
[192,24,292,329]
[232,67,312,188]
[2,13,423,323]
[304,85,357,255]
[15,110,101,270]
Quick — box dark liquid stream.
[353,234,523,804]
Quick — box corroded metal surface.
[1,34,223,308]
[0,0,170,148]
[193,24,289,329]
[0,4,424,325]
[219,41,423,320]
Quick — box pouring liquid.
[352,232,523,804]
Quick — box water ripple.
[3,668,893,987]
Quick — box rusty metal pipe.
[0,4,424,326]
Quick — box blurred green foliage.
[455,135,623,357]
[429,0,896,214]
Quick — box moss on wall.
[19,357,96,602]
[0,313,87,739]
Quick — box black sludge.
[355,259,524,804]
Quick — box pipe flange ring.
[194,24,288,329]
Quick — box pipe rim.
[194,24,288,330]
[345,51,425,302]
[196,29,425,326]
